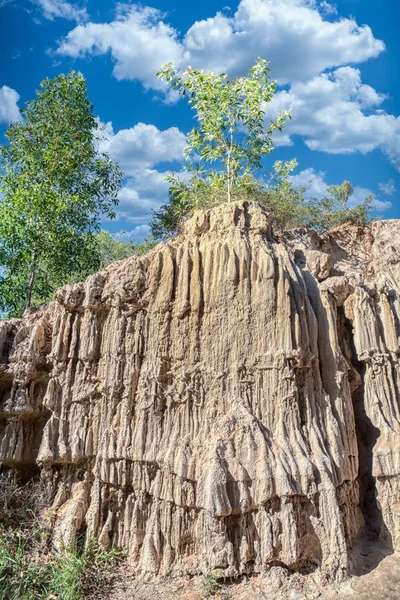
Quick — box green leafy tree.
[157,58,291,204]
[306,181,375,231]
[0,71,123,317]
[96,230,135,268]
[96,230,157,267]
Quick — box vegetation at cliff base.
[0,71,123,318]
[0,474,125,599]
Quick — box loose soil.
[104,541,400,600]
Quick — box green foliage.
[151,159,309,237]
[0,529,84,600]
[151,161,375,238]
[157,58,291,203]
[242,159,312,232]
[0,71,123,318]
[81,539,126,597]
[154,60,375,238]
[131,236,158,256]
[202,571,230,599]
[96,229,158,268]
[96,230,136,268]
[0,474,126,599]
[306,181,374,230]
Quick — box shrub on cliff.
[156,58,291,206]
[151,163,374,238]
[153,60,374,238]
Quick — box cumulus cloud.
[56,5,182,89]
[184,0,383,83]
[99,121,186,175]
[114,169,170,224]
[33,0,88,22]
[98,119,185,224]
[318,1,337,16]
[265,67,400,170]
[289,167,392,211]
[379,180,396,196]
[56,0,384,87]
[0,86,20,123]
[55,1,399,171]
[116,224,151,243]
[289,167,328,198]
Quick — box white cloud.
[33,0,88,22]
[265,67,400,170]
[56,5,182,90]
[0,86,20,124]
[116,224,151,243]
[289,167,328,198]
[56,0,384,87]
[99,121,186,175]
[184,0,383,83]
[318,1,337,16]
[289,167,392,211]
[113,169,170,224]
[379,180,395,196]
[97,119,185,226]
[55,1,399,171]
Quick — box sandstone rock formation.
[0,202,399,583]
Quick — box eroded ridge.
[0,202,399,583]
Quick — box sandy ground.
[104,540,400,600]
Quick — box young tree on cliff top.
[0,71,123,317]
[156,58,291,205]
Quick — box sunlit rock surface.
[0,202,399,582]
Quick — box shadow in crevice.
[338,309,394,575]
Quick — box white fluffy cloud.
[54,1,400,169]
[56,0,384,87]
[289,167,328,198]
[114,169,170,224]
[290,167,392,211]
[116,224,151,243]
[98,120,185,224]
[379,180,395,196]
[55,1,399,171]
[56,5,182,89]
[0,86,20,123]
[319,1,337,15]
[99,121,186,175]
[183,0,383,83]
[266,67,400,170]
[33,0,88,22]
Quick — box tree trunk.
[227,156,232,203]
[227,128,233,203]
[25,250,37,312]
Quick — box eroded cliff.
[0,202,399,583]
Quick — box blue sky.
[0,0,399,240]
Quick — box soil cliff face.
[0,202,399,582]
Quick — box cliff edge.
[0,201,399,584]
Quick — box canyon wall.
[0,202,399,582]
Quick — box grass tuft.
[0,473,126,599]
